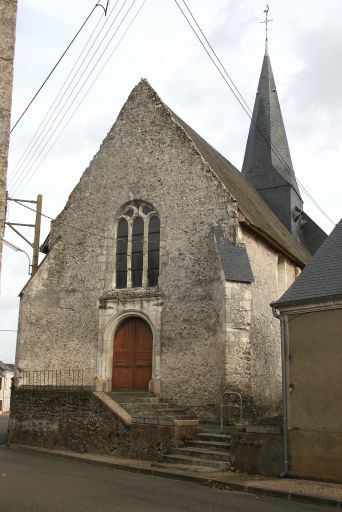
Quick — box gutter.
[272,305,288,478]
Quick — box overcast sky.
[1,0,341,363]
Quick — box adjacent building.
[0,361,14,413]
[272,220,342,482]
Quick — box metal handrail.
[18,368,96,390]
[220,390,243,433]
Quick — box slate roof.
[0,361,14,373]
[242,51,301,196]
[273,219,342,307]
[170,108,311,266]
[212,226,254,283]
[302,212,328,255]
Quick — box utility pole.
[32,194,42,275]
[6,195,43,276]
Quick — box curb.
[9,445,341,510]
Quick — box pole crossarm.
[5,194,43,275]
[6,223,33,247]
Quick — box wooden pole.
[31,194,42,276]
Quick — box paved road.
[0,446,330,512]
[0,415,9,444]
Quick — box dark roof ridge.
[167,105,310,266]
[273,219,342,307]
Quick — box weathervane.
[261,5,273,53]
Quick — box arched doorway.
[112,317,153,390]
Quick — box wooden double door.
[112,317,153,390]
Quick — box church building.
[14,48,325,432]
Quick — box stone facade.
[0,0,17,277]
[9,389,197,459]
[16,81,301,422]
[239,225,297,413]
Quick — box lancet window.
[115,203,160,289]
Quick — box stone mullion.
[142,216,148,287]
[127,220,133,288]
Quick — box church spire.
[261,5,272,56]
[242,41,304,241]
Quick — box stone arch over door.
[112,316,153,390]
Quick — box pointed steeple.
[242,49,304,242]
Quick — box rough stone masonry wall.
[17,81,237,414]
[0,0,17,278]
[239,225,297,415]
[9,389,196,460]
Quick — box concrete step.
[119,402,172,410]
[128,408,188,417]
[187,440,231,452]
[163,454,230,471]
[172,447,231,462]
[132,413,194,422]
[152,462,221,474]
[115,397,162,404]
[200,423,237,434]
[195,432,232,443]
[106,392,154,399]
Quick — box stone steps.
[163,454,230,471]
[171,447,230,462]
[105,392,196,424]
[125,408,188,417]
[160,428,233,473]
[152,462,220,474]
[196,431,232,443]
[115,397,162,404]
[106,392,154,400]
[119,402,174,410]
[187,439,231,452]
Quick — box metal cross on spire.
[260,5,273,54]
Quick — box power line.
[10,1,109,133]
[8,1,111,186]
[10,0,144,196]
[173,0,336,227]
[9,0,132,194]
[9,0,124,189]
[10,198,157,246]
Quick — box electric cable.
[10,1,110,133]
[11,198,163,248]
[8,1,112,185]
[174,0,336,226]
[10,0,148,197]
[10,0,142,196]
[9,0,134,194]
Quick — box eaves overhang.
[238,209,308,268]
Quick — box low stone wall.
[231,432,283,477]
[9,388,197,460]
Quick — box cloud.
[292,20,342,115]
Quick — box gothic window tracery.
[115,203,160,289]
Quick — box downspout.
[272,306,288,477]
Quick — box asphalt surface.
[0,415,9,444]
[0,446,332,512]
